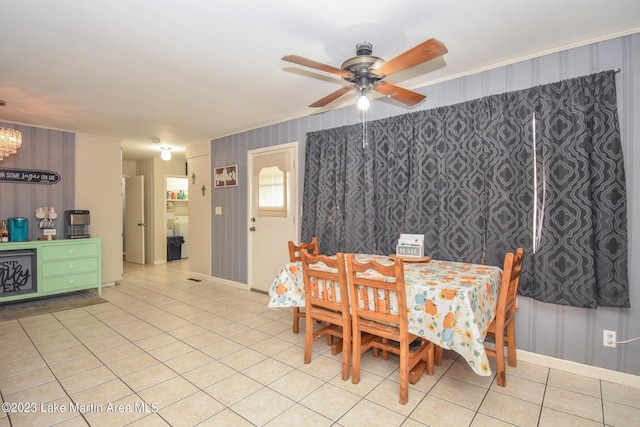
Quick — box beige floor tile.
[479,390,541,427]
[539,407,603,427]
[58,366,118,395]
[4,380,66,406]
[0,344,40,364]
[119,323,164,342]
[8,397,77,427]
[505,359,549,384]
[83,334,131,353]
[430,376,488,410]
[219,347,268,371]
[166,323,207,339]
[134,333,179,351]
[181,330,223,349]
[250,336,294,356]
[93,342,144,364]
[108,352,158,377]
[70,378,133,407]
[297,353,345,382]
[159,391,225,426]
[50,354,104,379]
[181,360,237,389]
[41,344,93,366]
[604,399,640,427]
[444,358,495,388]
[242,358,293,385]
[411,394,476,427]
[81,394,151,427]
[269,370,326,402]
[365,378,426,415]
[126,413,171,426]
[271,344,306,368]
[489,373,546,405]
[120,363,178,393]
[231,387,294,426]
[163,350,213,374]
[0,366,56,395]
[197,408,254,426]
[470,413,517,427]
[548,368,601,398]
[300,383,361,421]
[264,403,333,427]
[0,354,46,378]
[147,341,193,362]
[54,415,91,426]
[339,398,407,427]
[204,373,263,407]
[138,376,198,409]
[602,380,640,408]
[543,385,603,422]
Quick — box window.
[258,166,287,217]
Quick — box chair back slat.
[494,248,524,328]
[301,251,349,315]
[288,237,319,262]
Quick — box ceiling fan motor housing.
[342,42,385,90]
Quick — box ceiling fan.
[282,38,448,109]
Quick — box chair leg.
[434,345,443,366]
[352,330,361,384]
[506,322,517,367]
[293,307,300,334]
[304,314,313,364]
[399,341,409,405]
[495,329,506,387]
[426,342,434,376]
[341,325,351,381]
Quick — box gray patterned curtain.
[302,71,628,308]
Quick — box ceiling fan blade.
[282,55,352,78]
[374,38,448,77]
[309,86,354,108]
[374,81,425,106]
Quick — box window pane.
[258,166,287,216]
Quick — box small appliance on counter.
[8,217,29,242]
[64,210,90,239]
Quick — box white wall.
[75,133,123,283]
[186,141,211,276]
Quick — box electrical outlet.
[603,330,617,347]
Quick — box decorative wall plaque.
[214,165,238,188]
[0,168,60,185]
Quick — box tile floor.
[1,260,639,426]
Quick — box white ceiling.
[1,0,639,161]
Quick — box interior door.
[248,143,298,292]
[124,175,145,264]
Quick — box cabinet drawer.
[41,242,99,261]
[41,272,99,292]
[41,257,99,277]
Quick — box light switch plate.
[215,206,222,215]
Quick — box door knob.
[251,217,256,222]
[249,226,256,232]
[138,222,146,226]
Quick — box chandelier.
[0,127,22,161]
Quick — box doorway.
[124,175,145,264]
[248,142,298,292]
[166,176,189,261]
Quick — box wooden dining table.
[268,254,502,376]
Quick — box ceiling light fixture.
[357,90,370,110]
[0,127,23,161]
[160,147,172,161]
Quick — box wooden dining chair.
[288,237,319,334]
[300,249,351,380]
[346,254,434,404]
[485,247,525,387]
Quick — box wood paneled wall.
[211,34,639,375]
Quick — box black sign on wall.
[0,168,61,185]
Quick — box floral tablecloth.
[268,254,502,376]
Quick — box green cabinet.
[0,238,102,303]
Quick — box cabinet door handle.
[69,279,75,284]
[69,264,74,269]
[68,249,75,254]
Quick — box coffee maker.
[64,210,90,239]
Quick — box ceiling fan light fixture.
[357,92,370,110]
[160,146,172,161]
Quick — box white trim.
[517,349,640,388]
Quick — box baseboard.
[187,272,249,291]
[517,349,640,388]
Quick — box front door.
[124,175,145,264]
[248,142,298,292]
